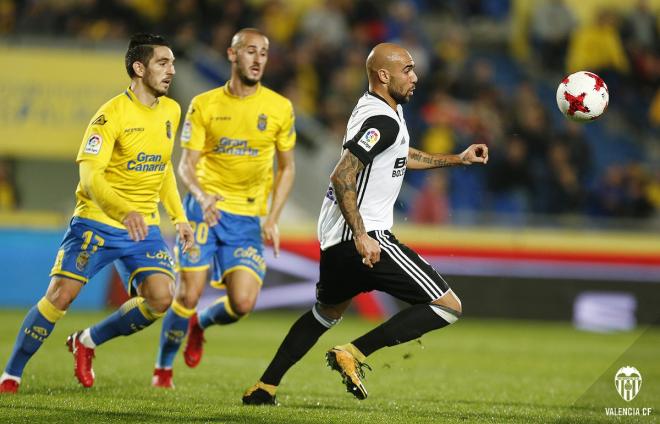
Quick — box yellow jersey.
[74,88,184,228]
[181,82,296,216]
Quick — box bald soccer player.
[242,43,488,405]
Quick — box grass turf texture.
[0,309,658,423]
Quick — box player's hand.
[197,192,223,226]
[262,219,280,258]
[354,233,380,268]
[176,222,195,254]
[123,211,148,242]
[459,144,489,165]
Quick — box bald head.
[366,43,412,82]
[231,28,268,50]
[366,43,417,106]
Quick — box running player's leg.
[335,231,460,387]
[195,212,266,331]
[71,271,174,388]
[1,219,118,392]
[82,271,175,349]
[183,266,260,369]
[0,277,82,393]
[153,269,206,386]
[242,300,351,405]
[71,230,175,387]
[156,197,217,376]
[204,268,259,324]
[243,240,363,405]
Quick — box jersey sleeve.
[344,115,400,165]
[180,96,205,151]
[76,106,121,164]
[275,100,296,152]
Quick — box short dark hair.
[125,33,170,78]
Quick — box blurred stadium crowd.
[0,0,658,228]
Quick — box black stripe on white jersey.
[374,230,444,300]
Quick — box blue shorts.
[176,193,266,288]
[50,217,175,295]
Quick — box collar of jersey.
[367,91,402,121]
[124,87,161,111]
[223,81,262,99]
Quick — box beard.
[389,86,411,104]
[145,72,168,97]
[238,71,260,86]
[235,57,261,86]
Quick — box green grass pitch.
[0,309,658,423]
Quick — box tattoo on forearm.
[332,153,366,236]
[409,150,450,168]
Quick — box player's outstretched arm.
[330,150,380,267]
[177,148,222,226]
[407,144,489,170]
[262,149,295,257]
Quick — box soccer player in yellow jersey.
[0,34,194,394]
[152,28,296,388]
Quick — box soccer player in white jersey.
[242,43,488,405]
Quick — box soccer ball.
[556,71,609,122]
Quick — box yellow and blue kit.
[50,88,187,292]
[177,82,295,285]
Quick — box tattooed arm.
[330,150,381,267]
[407,144,489,170]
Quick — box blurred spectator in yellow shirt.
[566,9,629,74]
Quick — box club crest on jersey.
[166,120,172,139]
[358,128,380,151]
[75,251,90,272]
[83,135,102,155]
[257,114,268,131]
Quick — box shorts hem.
[49,271,88,284]
[210,265,264,289]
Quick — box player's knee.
[313,303,343,328]
[148,298,172,314]
[176,291,201,310]
[45,278,80,310]
[145,292,173,314]
[435,290,462,317]
[229,295,256,316]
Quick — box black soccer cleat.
[242,382,278,406]
[326,347,371,400]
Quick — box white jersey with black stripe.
[318,92,410,250]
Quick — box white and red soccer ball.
[556,71,609,122]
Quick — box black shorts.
[316,230,451,305]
